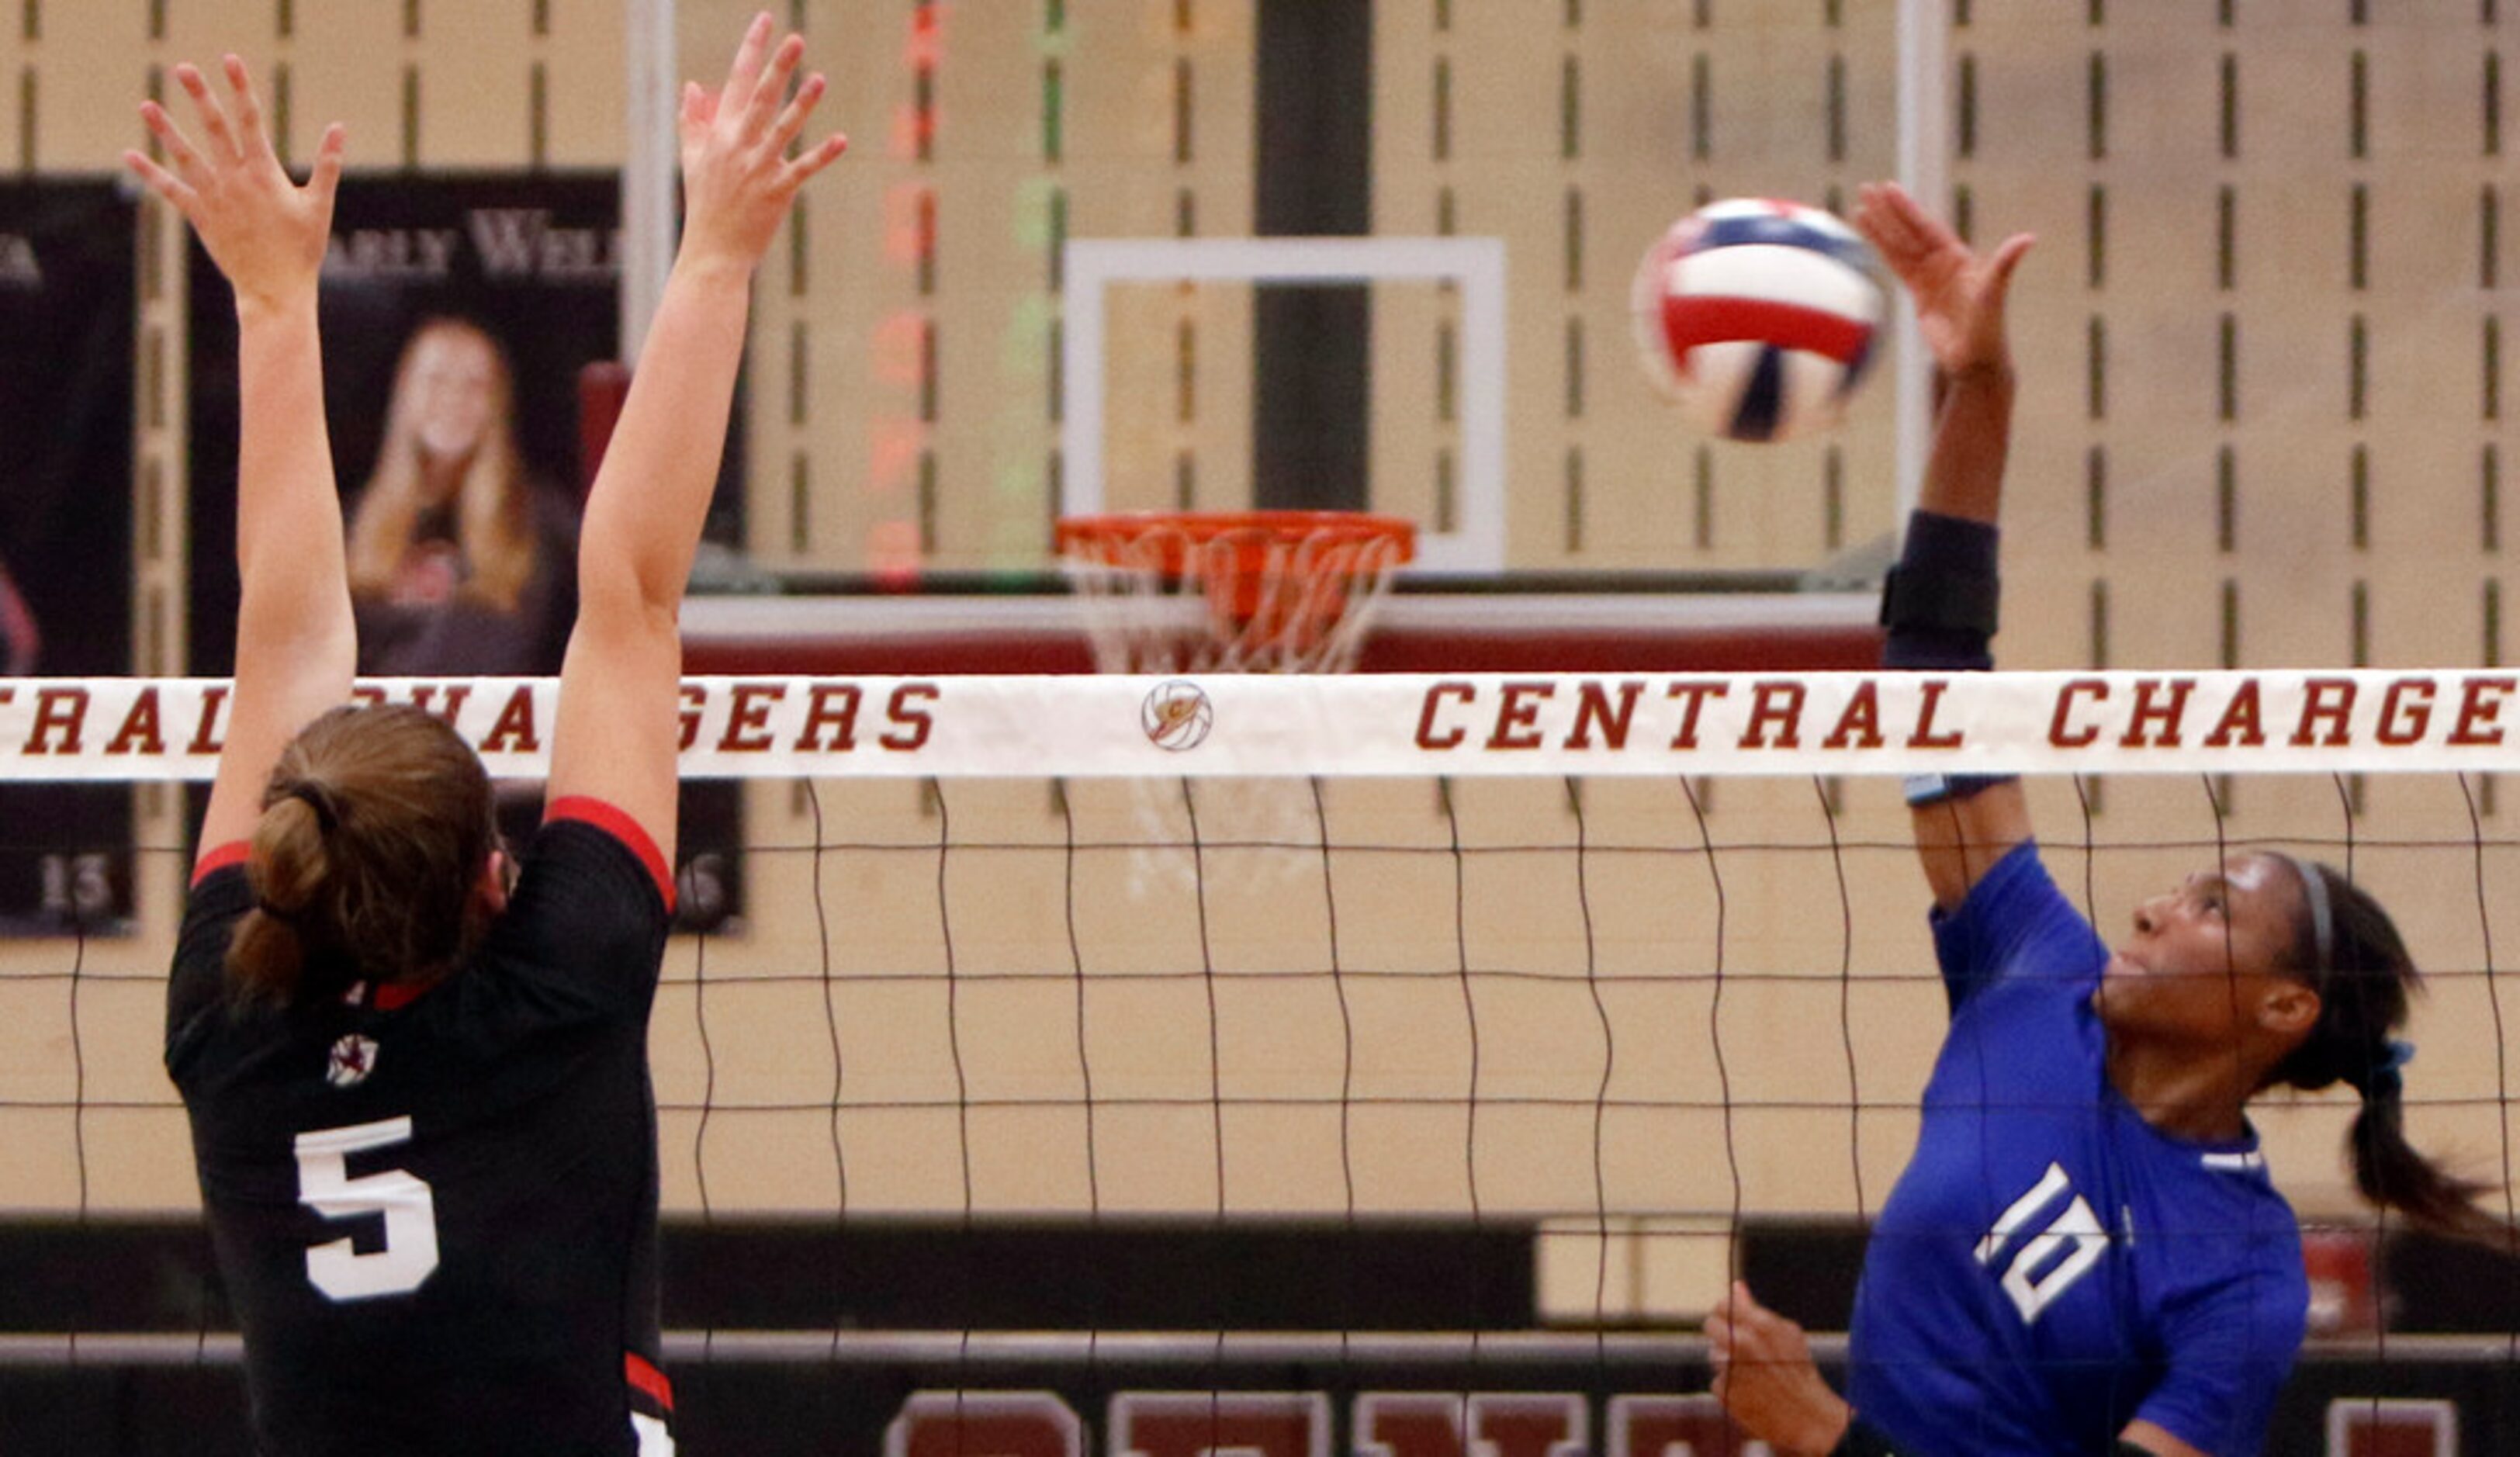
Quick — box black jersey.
[168,800,677,1456]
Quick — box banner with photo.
[0,182,136,935]
[185,174,743,930]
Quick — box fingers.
[1871,182,1937,244]
[1854,181,1901,232]
[1855,180,1947,270]
[137,99,204,182]
[680,80,715,133]
[143,55,346,192]
[1703,1302,1734,1407]
[1867,209,1931,271]
[222,55,271,157]
[712,20,848,193]
[681,12,848,245]
[782,131,850,191]
[175,63,243,163]
[306,123,348,213]
[1713,1281,1802,1358]
[764,71,827,158]
[147,56,289,183]
[718,11,775,114]
[1852,182,1907,248]
[120,147,194,210]
[700,17,823,166]
[742,33,807,137]
[1703,1282,1748,1371]
[1984,231,2037,292]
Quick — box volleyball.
[1631,197,1886,443]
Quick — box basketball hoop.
[1056,510,1416,674]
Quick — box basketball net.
[1056,511,1415,676]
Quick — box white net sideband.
[4,670,2520,780]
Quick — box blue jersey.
[1845,844,2307,1456]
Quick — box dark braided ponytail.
[2265,858,2501,1241]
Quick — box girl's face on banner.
[410,328,499,472]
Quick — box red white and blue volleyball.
[1632,197,1885,443]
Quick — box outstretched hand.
[1855,180,2034,375]
[1705,1281,1852,1457]
[676,12,850,275]
[126,57,344,314]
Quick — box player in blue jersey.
[133,18,845,1454]
[1704,182,2499,1457]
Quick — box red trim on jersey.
[545,796,676,913]
[625,1351,674,1413]
[1661,295,1873,365]
[373,980,427,1011]
[192,841,250,888]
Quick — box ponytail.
[227,787,353,1007]
[220,704,503,1009]
[2268,860,2504,1242]
[2340,1040,2499,1238]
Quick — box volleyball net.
[2,670,2518,1448]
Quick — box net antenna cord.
[621,0,677,364]
[1892,0,1953,534]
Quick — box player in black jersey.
[131,17,847,1454]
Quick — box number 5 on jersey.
[294,1116,440,1301]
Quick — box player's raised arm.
[127,58,352,862]
[1853,182,2037,911]
[543,13,848,864]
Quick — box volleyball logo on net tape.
[1141,680,1214,752]
[1631,196,1885,443]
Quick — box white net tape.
[7,669,2518,781]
